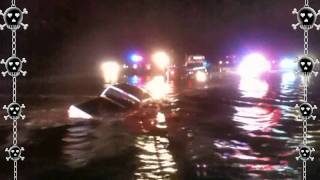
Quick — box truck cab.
[183,55,208,82]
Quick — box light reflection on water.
[128,75,145,87]
[234,76,281,134]
[60,107,178,179]
[229,76,294,178]
[134,135,177,180]
[62,118,135,169]
[134,112,177,180]
[238,77,269,98]
[169,72,316,179]
[62,123,94,168]
[233,106,280,133]
[11,72,320,180]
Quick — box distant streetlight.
[152,51,170,70]
[101,61,121,84]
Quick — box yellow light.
[101,61,120,84]
[144,76,170,100]
[195,71,207,82]
[152,52,170,70]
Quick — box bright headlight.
[195,71,207,82]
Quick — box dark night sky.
[0,0,320,77]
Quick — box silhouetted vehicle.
[68,83,152,119]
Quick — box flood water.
[0,71,320,180]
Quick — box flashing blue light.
[128,75,141,86]
[130,54,143,62]
[203,61,209,67]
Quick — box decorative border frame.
[292,0,319,179]
[0,1,319,179]
[0,0,28,179]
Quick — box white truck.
[183,55,208,82]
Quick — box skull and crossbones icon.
[292,6,320,30]
[5,145,25,162]
[0,6,28,30]
[1,56,27,77]
[295,102,317,120]
[3,102,26,120]
[296,145,315,161]
[296,56,319,78]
